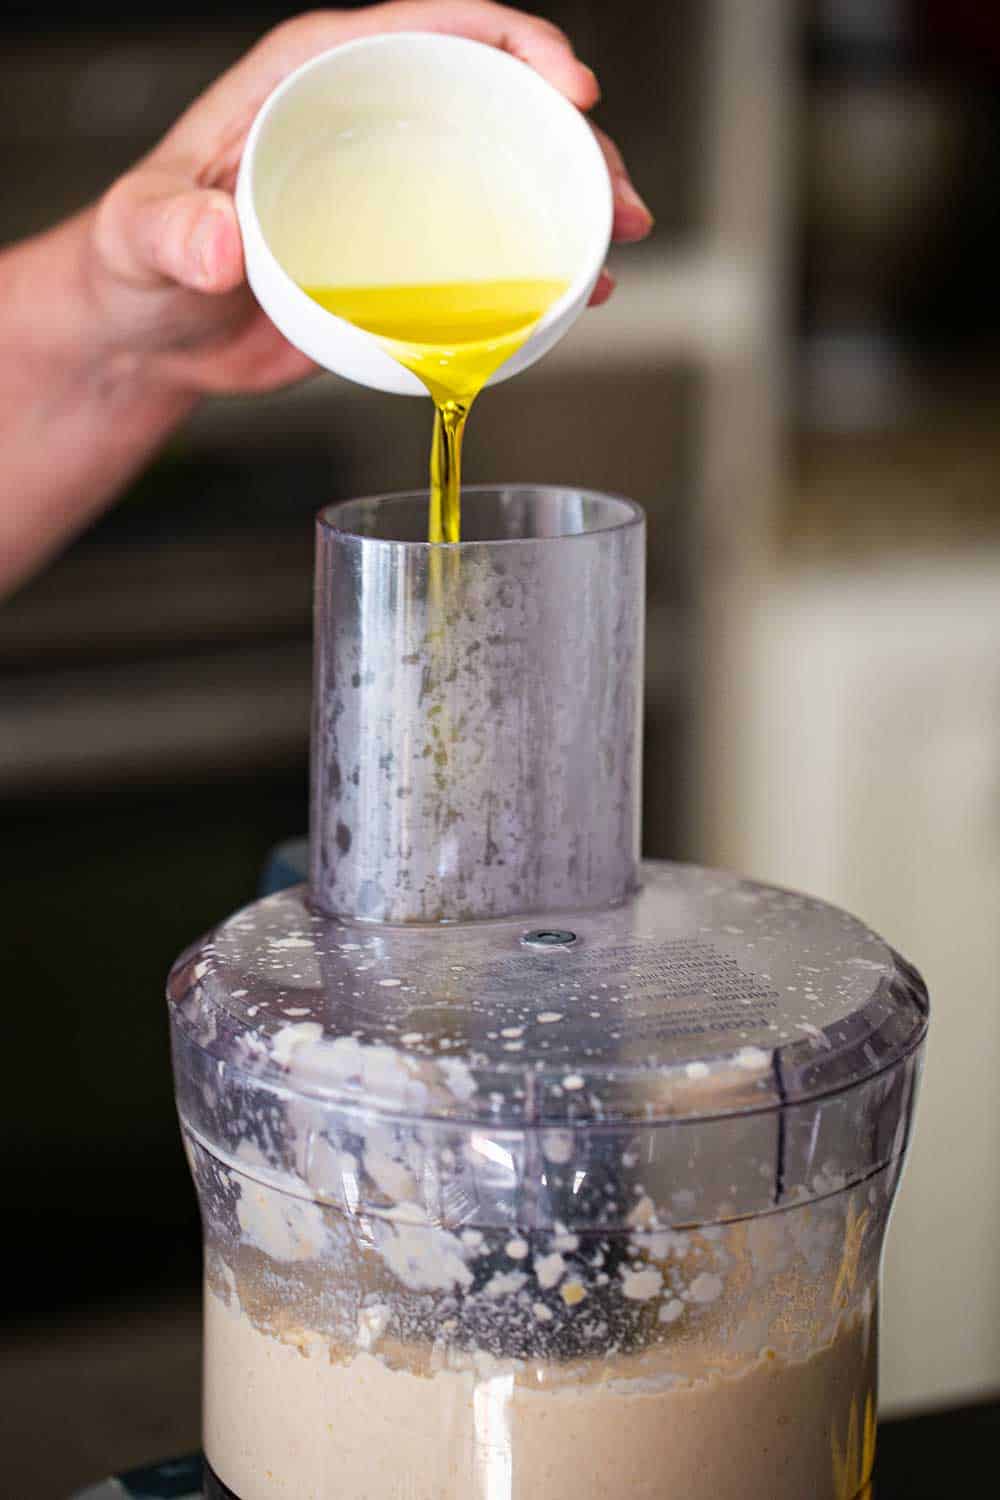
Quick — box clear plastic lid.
[168,862,927,1228]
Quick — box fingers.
[163,3,602,192]
[344,3,600,110]
[118,5,647,314]
[474,5,600,109]
[591,124,654,244]
[588,268,616,307]
[202,4,599,135]
[95,168,244,294]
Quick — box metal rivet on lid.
[521,929,577,949]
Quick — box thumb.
[95,167,244,294]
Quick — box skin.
[0,2,652,597]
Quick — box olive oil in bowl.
[303,279,567,541]
[263,118,573,541]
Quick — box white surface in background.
[736,551,1000,1413]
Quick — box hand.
[87,2,654,400]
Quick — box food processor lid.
[168,861,927,1127]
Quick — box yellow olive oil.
[262,117,571,541]
[302,279,567,541]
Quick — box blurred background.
[2,0,999,1492]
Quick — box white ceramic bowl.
[235,31,613,396]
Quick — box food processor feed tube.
[168,488,927,1500]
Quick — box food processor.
[167,486,927,1500]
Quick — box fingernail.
[617,177,654,224]
[590,269,615,305]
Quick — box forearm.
[0,210,198,597]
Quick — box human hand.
[86,2,653,400]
